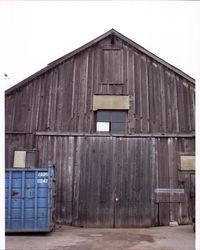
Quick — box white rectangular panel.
[13,151,26,168]
[97,122,110,132]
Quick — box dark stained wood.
[159,66,167,132]
[168,138,178,222]
[147,58,155,132]
[72,137,81,226]
[127,50,135,134]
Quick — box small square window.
[112,111,126,122]
[97,111,111,122]
[111,122,126,133]
[96,110,127,134]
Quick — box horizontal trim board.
[5,131,195,138]
[34,132,195,138]
[5,131,33,135]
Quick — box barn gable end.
[5,29,195,228]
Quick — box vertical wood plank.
[72,137,81,226]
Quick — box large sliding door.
[72,137,152,227]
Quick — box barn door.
[72,137,152,228]
[113,138,152,227]
[112,138,130,227]
[72,137,115,227]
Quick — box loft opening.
[101,49,124,84]
[96,110,127,134]
[93,95,130,134]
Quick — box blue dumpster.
[5,162,56,232]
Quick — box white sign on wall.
[13,151,26,168]
[96,122,110,132]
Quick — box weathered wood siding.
[5,33,195,227]
[151,137,195,226]
[5,134,195,227]
[5,133,34,168]
[5,36,195,134]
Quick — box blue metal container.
[5,163,56,232]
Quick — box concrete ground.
[6,225,195,250]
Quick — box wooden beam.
[32,131,195,138]
[5,131,34,135]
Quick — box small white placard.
[180,155,195,171]
[97,122,110,132]
[13,151,26,168]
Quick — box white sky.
[0,1,200,89]
[0,1,200,248]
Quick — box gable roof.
[6,29,195,95]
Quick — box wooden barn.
[5,29,195,228]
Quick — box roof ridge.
[5,29,195,95]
